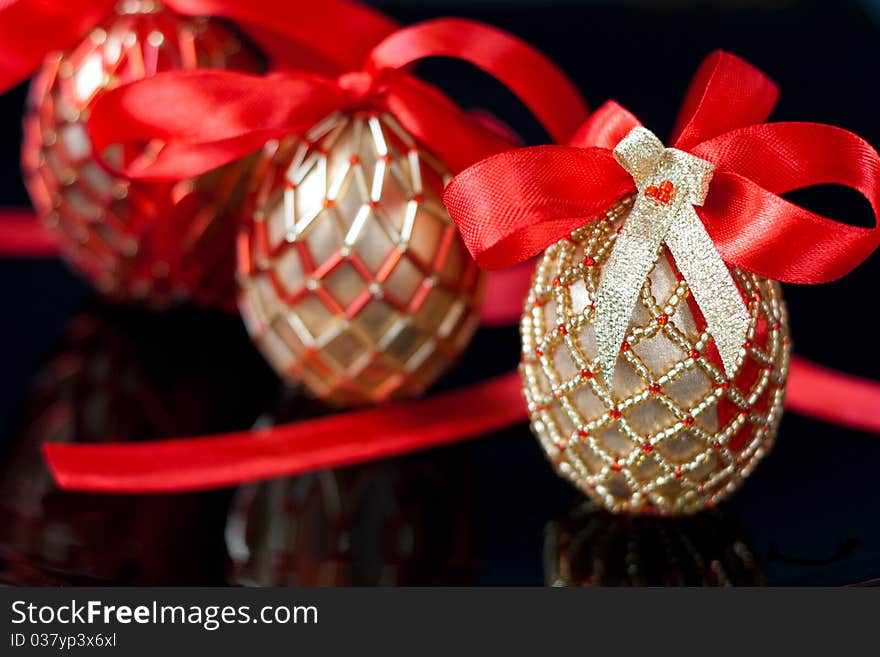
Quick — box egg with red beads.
[237,111,486,406]
[21,1,262,307]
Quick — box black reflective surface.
[1,0,879,586]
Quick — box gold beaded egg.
[237,111,486,406]
[520,197,790,515]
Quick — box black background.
[0,0,878,586]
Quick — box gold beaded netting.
[520,197,790,515]
[238,112,486,406]
[21,2,261,307]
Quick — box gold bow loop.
[595,126,751,390]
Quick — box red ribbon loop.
[0,1,399,94]
[445,50,880,284]
[85,18,588,181]
[366,18,586,145]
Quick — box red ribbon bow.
[444,50,880,285]
[0,0,400,93]
[85,18,588,181]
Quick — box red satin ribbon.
[86,18,588,181]
[44,371,527,493]
[444,51,880,283]
[0,0,398,93]
[39,355,880,493]
[0,209,56,257]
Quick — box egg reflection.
[545,500,763,586]
[226,394,475,586]
[0,305,274,585]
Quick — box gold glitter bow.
[595,126,751,389]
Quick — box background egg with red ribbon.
[20,2,262,307]
[85,18,588,405]
[5,0,400,309]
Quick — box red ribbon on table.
[0,0,399,92]
[39,354,880,493]
[85,18,588,180]
[445,51,880,283]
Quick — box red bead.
[555,441,567,452]
[683,415,695,426]
[609,407,622,419]
[688,349,700,360]
[641,442,653,454]
[645,180,674,205]
[656,314,669,326]
[349,155,360,164]
[580,368,594,380]
[583,256,596,267]
[557,324,568,336]
[534,347,543,357]
[577,429,590,439]
[674,467,683,479]
[552,276,562,287]
[648,383,661,395]
[611,460,622,472]
[620,341,630,353]
[322,198,336,209]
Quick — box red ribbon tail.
[787,355,880,435]
[44,372,527,493]
[0,210,57,257]
[479,261,534,326]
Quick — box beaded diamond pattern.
[21,3,258,306]
[520,197,790,515]
[238,112,485,406]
